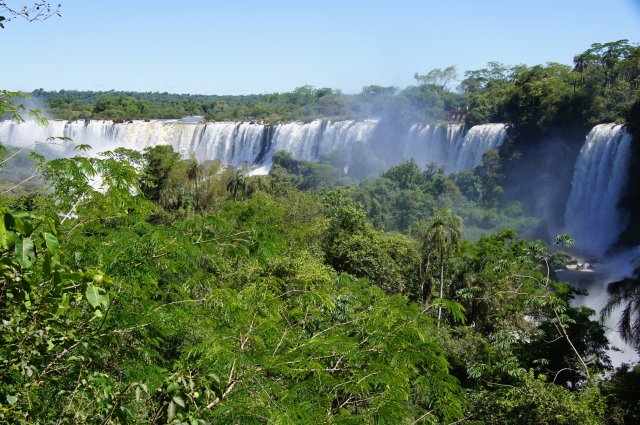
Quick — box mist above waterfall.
[565,246,640,366]
[0,95,52,122]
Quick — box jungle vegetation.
[0,136,638,423]
[1,35,640,424]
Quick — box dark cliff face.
[618,99,640,248]
[500,100,640,250]
[500,124,588,239]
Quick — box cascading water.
[451,123,506,173]
[0,119,379,169]
[190,122,263,166]
[0,119,72,156]
[557,123,637,365]
[266,120,379,168]
[564,124,632,257]
[0,119,506,175]
[569,247,640,366]
[400,123,463,170]
[397,123,505,173]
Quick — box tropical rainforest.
[1,6,640,423]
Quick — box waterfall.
[560,124,638,365]
[0,119,71,156]
[398,122,505,173]
[192,122,264,167]
[400,123,462,170]
[451,123,506,173]
[564,124,632,256]
[266,119,378,167]
[0,119,505,175]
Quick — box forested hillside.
[0,138,638,423]
[29,40,640,248]
[2,36,640,423]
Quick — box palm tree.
[226,169,246,201]
[186,160,201,210]
[602,258,640,352]
[423,209,463,326]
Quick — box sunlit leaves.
[42,230,58,254]
[0,211,16,250]
[14,235,35,268]
[0,90,47,124]
[0,206,117,422]
[0,128,618,423]
[85,283,109,309]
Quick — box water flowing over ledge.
[0,119,506,175]
[563,124,632,257]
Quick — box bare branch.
[0,2,62,28]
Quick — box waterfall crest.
[0,119,505,174]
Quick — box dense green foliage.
[1,137,637,423]
[271,151,539,241]
[459,40,640,129]
[2,38,640,423]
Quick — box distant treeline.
[462,39,640,133]
[33,84,465,124]
[32,40,639,133]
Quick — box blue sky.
[3,0,640,95]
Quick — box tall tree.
[423,208,463,326]
[140,145,181,202]
[415,66,458,90]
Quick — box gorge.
[2,0,639,417]
[0,118,633,256]
[3,116,635,362]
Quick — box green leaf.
[85,283,109,309]
[3,211,16,231]
[29,151,46,167]
[173,396,185,408]
[14,216,34,236]
[431,297,466,323]
[43,232,59,257]
[6,394,17,405]
[15,236,36,269]
[167,381,180,395]
[0,212,16,250]
[167,401,176,421]
[45,218,58,236]
[54,292,70,316]
[43,253,52,277]
[60,271,84,282]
